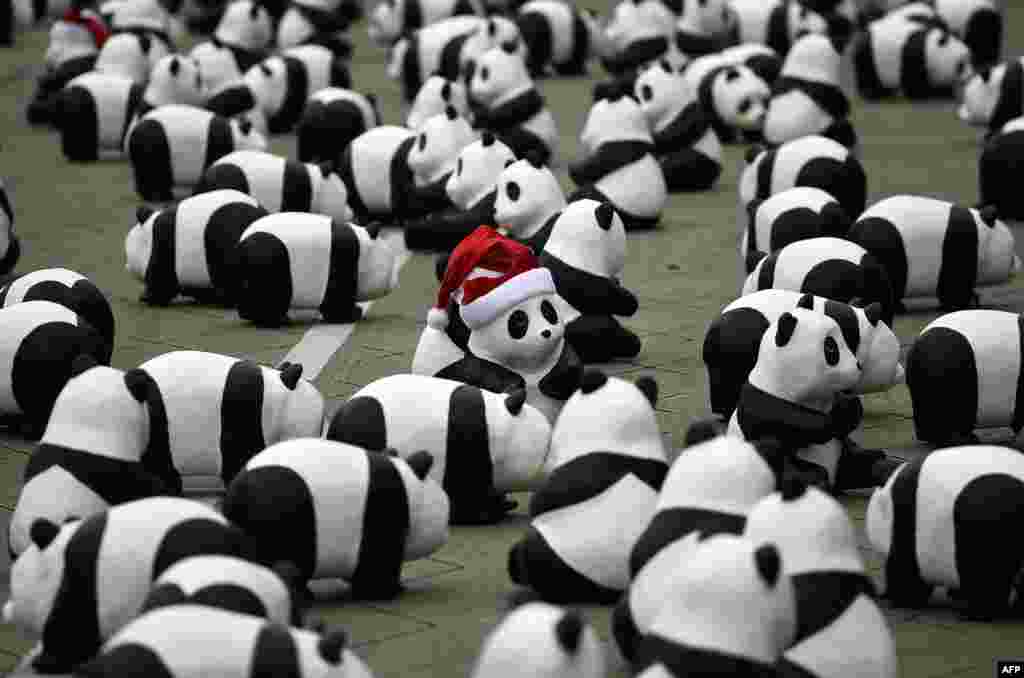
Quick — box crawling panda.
[740,136,868,221]
[133,54,207,119]
[515,1,604,77]
[866,444,1024,620]
[741,186,851,268]
[2,497,261,673]
[406,107,479,211]
[386,15,489,102]
[0,178,19,275]
[195,150,352,221]
[296,88,380,164]
[406,74,471,129]
[126,104,268,202]
[684,57,771,143]
[634,59,722,192]
[74,606,374,678]
[8,358,167,558]
[52,72,142,162]
[569,91,667,230]
[494,153,566,251]
[958,57,1024,138]
[978,116,1024,219]
[369,0,484,46]
[729,0,830,56]
[852,14,971,100]
[0,268,115,347]
[325,374,550,524]
[234,213,403,326]
[224,439,449,597]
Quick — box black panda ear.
[482,130,495,146]
[504,588,541,610]
[30,518,60,550]
[138,33,151,53]
[317,629,348,665]
[124,368,153,403]
[70,353,98,377]
[724,66,740,81]
[525,150,544,169]
[169,56,180,76]
[595,202,615,231]
[863,302,883,326]
[754,544,782,587]
[554,610,585,655]
[579,370,607,394]
[317,161,333,178]
[238,117,253,135]
[136,205,156,223]
[440,81,452,101]
[659,58,671,73]
[445,105,457,120]
[745,249,767,274]
[501,39,519,54]
[775,312,798,346]
[780,474,808,501]
[796,293,815,310]
[978,67,992,83]
[979,204,999,226]
[635,376,658,407]
[505,388,527,414]
[406,450,434,480]
[487,18,497,36]
[683,416,727,446]
[260,62,272,77]
[280,363,303,390]
[744,145,763,163]
[820,202,851,234]
[503,157,515,168]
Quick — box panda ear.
[554,610,585,655]
[525,150,544,169]
[978,67,992,83]
[280,363,303,390]
[820,203,851,235]
[780,474,808,501]
[124,368,153,403]
[863,302,883,326]
[445,105,457,120]
[70,353,98,377]
[259,62,272,77]
[796,293,815,310]
[317,629,348,665]
[30,518,60,550]
[659,58,671,73]
[683,416,727,446]
[724,67,740,81]
[138,33,151,53]
[406,450,434,480]
[238,118,253,135]
[169,56,180,76]
[744,145,763,163]
[595,202,615,231]
[505,388,527,414]
[501,39,519,54]
[754,544,782,587]
[579,370,607,394]
[136,205,156,223]
[481,130,495,146]
[979,204,999,226]
[634,376,658,407]
[775,312,798,346]
[440,81,452,101]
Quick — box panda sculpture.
[223,439,449,597]
[8,357,166,558]
[741,186,851,268]
[127,105,267,202]
[515,1,604,77]
[195,150,352,221]
[189,0,273,83]
[406,74,471,129]
[569,92,667,230]
[104,0,177,57]
[296,88,381,164]
[133,54,207,119]
[368,0,484,46]
[853,14,971,100]
[740,136,868,222]
[0,178,19,276]
[406,107,479,211]
[52,72,142,162]
[684,56,772,143]
[729,0,830,56]
[493,154,566,251]
[508,371,669,603]
[276,0,362,51]
[386,15,490,102]
[634,59,723,192]
[598,0,675,79]
[673,0,738,62]
[234,213,403,326]
[74,606,375,678]
[125,190,268,306]
[0,300,111,432]
[92,30,159,84]
[0,268,114,348]
[934,0,1001,68]
[2,497,261,673]
[719,43,783,85]
[446,16,526,86]
[978,117,1024,220]
[325,374,551,524]
[866,444,1024,620]
[468,42,559,165]
[958,56,1024,138]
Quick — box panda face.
[469,45,533,108]
[785,1,828,42]
[493,159,566,239]
[580,95,651,154]
[712,66,770,131]
[469,294,565,370]
[635,60,690,129]
[3,519,75,638]
[244,58,289,120]
[460,18,524,81]
[445,135,517,209]
[147,55,206,108]
[125,211,156,282]
[957,62,1006,125]
[95,32,152,83]
[215,0,273,50]
[368,0,402,45]
[978,213,1020,284]
[864,466,901,559]
[407,76,470,130]
[924,29,971,91]
[406,111,478,186]
[229,116,268,152]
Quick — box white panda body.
[59,72,141,158]
[340,126,416,219]
[94,31,159,83]
[763,89,834,144]
[493,157,567,245]
[742,237,869,294]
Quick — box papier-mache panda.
[223,439,450,597]
[853,14,971,100]
[8,357,167,558]
[740,136,868,222]
[979,117,1024,220]
[234,213,403,325]
[0,178,18,276]
[447,16,525,87]
[91,30,158,84]
[494,153,566,251]
[325,373,551,524]
[848,196,1018,312]
[52,71,142,162]
[406,106,479,211]
[368,0,485,46]
[684,55,772,143]
[387,15,488,102]
[719,43,783,85]
[933,0,1002,69]
[866,444,1024,620]
[634,59,723,192]
[296,88,381,165]
[125,190,268,306]
[958,57,1024,138]
[276,0,361,51]
[515,0,604,77]
[195,149,352,221]
[407,74,472,129]
[133,54,207,119]
[0,268,115,348]
[2,497,261,673]
[729,0,830,56]
[189,0,273,80]
[598,0,675,80]
[741,186,851,269]
[568,91,667,230]
[73,606,374,678]
[508,371,669,603]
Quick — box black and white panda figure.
[729,0,830,56]
[597,0,675,80]
[368,0,485,46]
[978,116,1024,220]
[673,0,738,63]
[127,105,268,202]
[141,555,307,625]
[741,186,851,270]
[934,0,1002,68]
[848,196,1019,313]
[632,535,797,678]
[52,72,142,162]
[468,43,560,165]
[1,497,261,673]
[195,150,353,221]
[0,300,111,433]
[719,43,784,86]
[74,606,374,678]
[634,59,723,192]
[764,33,857,149]
[508,371,669,604]
[0,178,18,276]
[739,136,868,222]
[493,153,566,251]
[235,213,403,326]
[386,15,489,102]
[515,1,604,77]
[93,30,159,84]
[189,0,273,83]
[223,439,450,597]
[8,357,167,558]
[469,594,607,678]
[744,481,898,678]
[866,444,1024,619]
[683,56,772,143]
[0,268,115,348]
[125,190,268,306]
[325,373,551,525]
[406,107,479,213]
[133,55,207,120]
[296,88,381,165]
[852,14,971,100]
[445,16,526,88]
[406,74,472,129]
[958,57,1024,138]
[743,237,897,325]
[103,0,177,57]
[568,91,667,230]
[612,430,783,666]
[136,350,325,495]
[276,0,362,51]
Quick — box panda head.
[647,534,796,662]
[407,75,471,130]
[923,28,972,92]
[678,0,736,38]
[229,114,268,151]
[748,307,861,411]
[95,31,153,83]
[368,0,404,46]
[546,371,664,474]
[781,1,829,47]
[214,0,273,50]
[44,13,104,68]
[446,131,517,210]
[603,0,674,59]
[634,59,691,130]
[191,41,244,93]
[393,451,451,561]
[466,280,565,372]
[145,55,206,108]
[407,107,478,187]
[974,205,1020,285]
[864,458,907,560]
[3,517,77,637]
[275,362,327,441]
[469,43,534,109]
[493,155,567,239]
[957,60,1010,126]
[244,57,290,121]
[488,388,553,492]
[308,162,352,222]
[471,597,605,678]
[838,298,904,394]
[703,65,770,132]
[461,17,525,84]
[580,92,651,155]
[543,200,626,279]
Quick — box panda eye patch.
[738,98,753,114]
[937,33,949,46]
[418,133,426,151]
[481,66,490,81]
[457,158,463,175]
[508,310,529,339]
[641,85,653,101]
[507,181,520,201]
[824,336,839,366]
[540,299,558,324]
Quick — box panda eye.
[937,33,949,46]
[824,336,839,366]
[508,310,529,339]
[641,85,653,101]
[956,60,966,75]
[506,181,520,201]
[799,5,808,19]
[540,299,558,324]
[418,133,426,151]
[480,66,490,81]
[456,158,463,175]
[738,98,753,114]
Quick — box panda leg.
[347,561,404,601]
[320,303,363,324]
[659,150,722,193]
[883,567,934,608]
[58,88,100,163]
[565,315,641,363]
[833,438,902,491]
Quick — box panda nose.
[541,329,551,339]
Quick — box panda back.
[772,237,867,290]
[345,126,416,215]
[521,1,574,64]
[145,105,219,187]
[0,301,82,409]
[67,73,139,148]
[775,136,849,194]
[175,189,265,289]
[148,555,291,622]
[782,594,896,678]
[870,18,919,89]
[0,268,86,307]
[243,213,332,307]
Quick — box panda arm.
[650,105,713,152]
[569,141,653,185]
[475,90,545,131]
[829,393,864,439]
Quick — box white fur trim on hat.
[461,268,556,330]
[427,307,449,329]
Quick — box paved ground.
[2,2,1024,675]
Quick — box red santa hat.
[62,7,111,48]
[427,225,556,331]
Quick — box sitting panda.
[598,0,676,80]
[448,16,525,87]
[52,72,143,163]
[683,55,771,143]
[188,0,274,91]
[729,0,830,56]
[406,74,472,129]
[515,1,606,77]
[296,88,381,165]
[368,0,485,46]
[386,15,491,103]
[134,55,208,119]
[958,57,1024,139]
[406,106,479,208]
